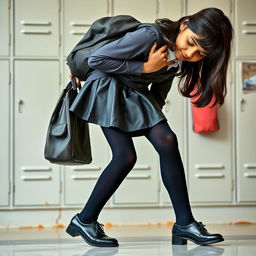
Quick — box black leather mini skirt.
[69,76,167,136]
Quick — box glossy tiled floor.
[0,224,256,255]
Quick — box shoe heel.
[66,225,79,237]
[172,236,187,245]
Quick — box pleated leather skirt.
[69,76,167,136]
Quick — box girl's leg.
[144,121,195,226]
[79,126,137,223]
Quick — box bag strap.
[71,76,81,90]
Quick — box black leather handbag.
[44,77,92,165]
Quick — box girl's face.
[175,21,208,62]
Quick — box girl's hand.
[69,73,81,85]
[142,43,174,73]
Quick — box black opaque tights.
[79,121,195,226]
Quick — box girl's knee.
[113,150,137,167]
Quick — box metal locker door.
[158,0,183,20]
[187,0,230,15]
[0,0,9,56]
[186,0,233,203]
[235,0,256,57]
[113,0,157,22]
[63,0,109,57]
[236,61,256,202]
[0,60,10,206]
[14,0,59,57]
[14,60,60,206]
[187,104,233,204]
[61,62,111,206]
[64,123,111,206]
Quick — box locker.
[14,60,60,206]
[0,0,9,56]
[14,0,59,56]
[186,0,233,203]
[62,63,111,205]
[187,97,233,203]
[0,60,10,206]
[187,0,230,15]
[63,0,109,56]
[113,0,157,22]
[64,124,111,206]
[158,0,183,20]
[236,61,256,202]
[235,0,256,57]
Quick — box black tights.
[79,121,195,226]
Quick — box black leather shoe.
[66,214,119,247]
[172,221,224,245]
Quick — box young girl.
[66,8,233,247]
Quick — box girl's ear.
[179,19,189,31]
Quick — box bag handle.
[71,76,81,90]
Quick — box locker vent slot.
[195,173,225,178]
[21,176,52,181]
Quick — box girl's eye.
[188,40,194,46]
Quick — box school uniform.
[70,24,181,136]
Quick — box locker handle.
[70,22,90,27]
[21,176,52,181]
[242,21,256,26]
[18,99,24,113]
[133,165,150,170]
[71,166,101,171]
[244,164,256,169]
[195,164,224,170]
[240,98,246,112]
[72,175,98,180]
[244,172,256,178]
[70,31,86,35]
[126,174,151,179]
[195,173,225,178]
[21,21,51,26]
[242,30,256,35]
[21,167,52,172]
[21,29,51,35]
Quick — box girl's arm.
[88,27,171,74]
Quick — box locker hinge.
[59,180,62,194]
[9,181,11,194]
[158,179,161,192]
[13,184,15,193]
[231,179,235,191]
[8,0,11,9]
[9,72,11,85]
[59,34,61,47]
[59,72,62,85]
[9,33,11,46]
[229,0,233,16]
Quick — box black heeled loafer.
[172,221,224,246]
[66,214,119,247]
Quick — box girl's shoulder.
[137,23,165,46]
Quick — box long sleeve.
[150,76,175,109]
[88,26,157,74]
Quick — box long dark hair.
[156,8,233,107]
